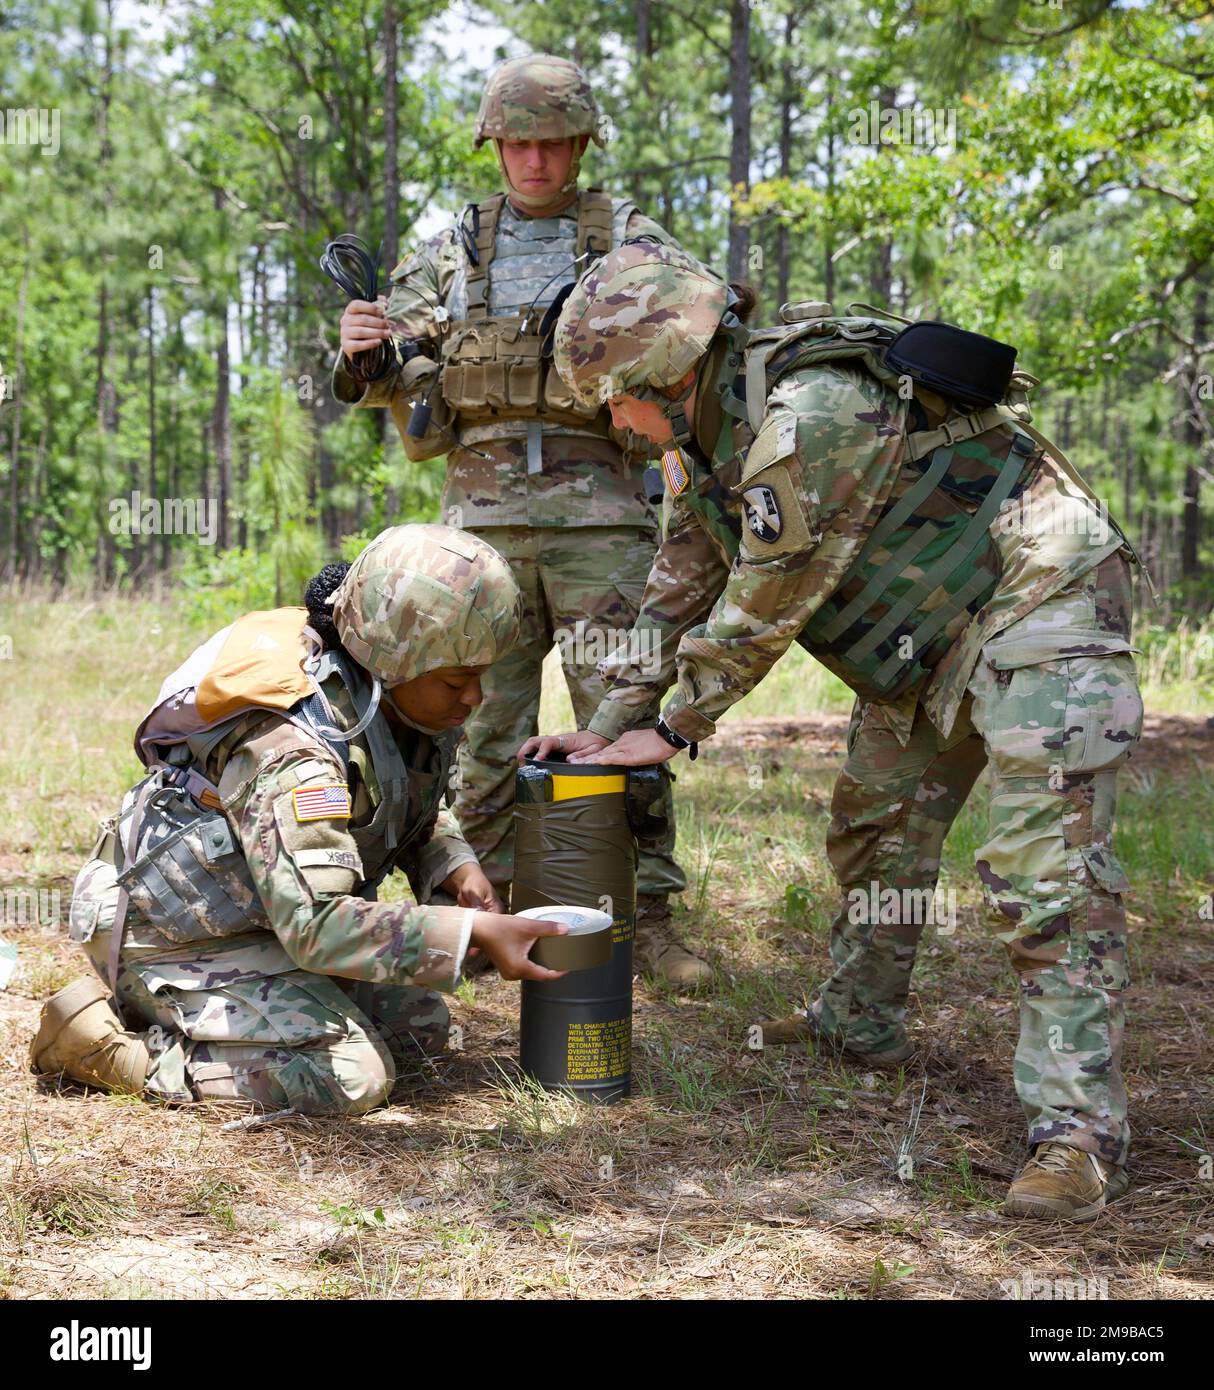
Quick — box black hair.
[304,561,351,655]
[729,281,759,323]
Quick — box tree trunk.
[200,417,211,515]
[237,414,248,551]
[870,85,896,305]
[95,2,118,587]
[633,0,653,207]
[213,305,232,550]
[25,419,47,583]
[382,0,400,522]
[6,231,30,580]
[146,283,157,582]
[775,9,796,311]
[1180,279,1207,582]
[823,80,837,306]
[726,0,751,282]
[164,400,178,583]
[1119,414,1132,540]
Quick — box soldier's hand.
[470,912,569,982]
[443,862,504,912]
[518,731,609,762]
[340,298,392,358]
[571,728,676,766]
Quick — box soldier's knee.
[334,1056,394,1115]
[188,1038,395,1117]
[325,1032,396,1115]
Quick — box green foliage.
[0,0,1208,615]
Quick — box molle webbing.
[302,651,413,860]
[798,429,1039,699]
[462,189,614,322]
[443,190,616,434]
[463,194,502,318]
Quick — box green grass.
[2,588,1212,1301]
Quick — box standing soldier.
[333,55,707,989]
[535,242,1147,1221]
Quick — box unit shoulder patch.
[742,483,784,543]
[736,408,812,560]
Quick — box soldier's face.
[388,666,486,729]
[607,395,675,444]
[498,136,583,202]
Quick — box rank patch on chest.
[292,784,352,822]
[742,484,783,543]
[661,447,691,496]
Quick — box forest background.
[1,0,1212,657]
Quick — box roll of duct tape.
[518,905,613,971]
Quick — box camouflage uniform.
[554,245,1145,1168]
[331,55,685,903]
[66,526,521,1115]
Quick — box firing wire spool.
[320,231,441,436]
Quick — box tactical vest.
[99,615,453,981]
[440,189,620,434]
[685,310,1094,703]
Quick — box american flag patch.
[292,784,351,822]
[661,447,690,496]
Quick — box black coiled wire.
[319,234,396,384]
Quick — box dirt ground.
[1,713,1211,1301]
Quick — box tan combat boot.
[29,975,151,1095]
[634,895,714,991]
[756,1007,915,1068]
[1004,1142,1129,1221]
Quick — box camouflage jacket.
[587,360,1134,746]
[112,673,478,993]
[331,190,675,529]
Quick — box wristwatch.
[654,717,698,761]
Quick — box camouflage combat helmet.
[332,524,522,685]
[473,54,607,150]
[553,241,730,409]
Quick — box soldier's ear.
[576,134,589,155]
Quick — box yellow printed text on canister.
[566,1017,631,1082]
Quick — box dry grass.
[0,593,1211,1300]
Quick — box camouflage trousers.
[73,857,449,1116]
[811,576,1143,1167]
[454,524,686,901]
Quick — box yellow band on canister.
[550,773,626,802]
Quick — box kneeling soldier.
[32,525,567,1115]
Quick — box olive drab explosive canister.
[513,756,668,1103]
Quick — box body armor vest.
[441,190,623,434]
[685,313,1080,703]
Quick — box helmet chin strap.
[494,138,582,213]
[300,626,384,741]
[652,298,752,461]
